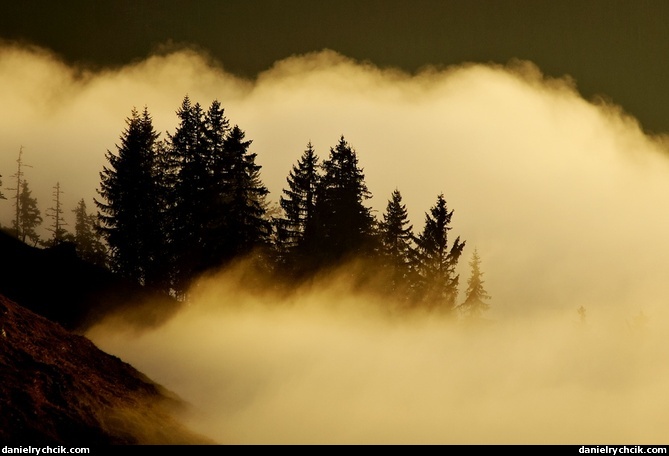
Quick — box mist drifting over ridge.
[87,260,669,444]
[3,42,669,443]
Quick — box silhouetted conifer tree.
[0,173,5,200]
[45,182,69,246]
[414,193,465,310]
[165,96,210,294]
[165,97,273,293]
[379,189,415,296]
[277,142,321,271]
[458,248,490,318]
[14,180,42,246]
[73,198,107,267]
[8,146,32,239]
[312,136,376,265]
[198,100,233,272]
[216,124,271,262]
[96,107,165,288]
[96,96,276,296]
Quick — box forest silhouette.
[5,49,669,444]
[1,95,491,322]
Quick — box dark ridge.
[0,293,214,444]
[0,228,180,332]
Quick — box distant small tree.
[458,248,491,318]
[45,182,69,246]
[8,146,33,238]
[0,173,5,200]
[14,181,42,245]
[73,198,107,267]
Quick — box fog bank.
[3,42,669,442]
[88,264,669,444]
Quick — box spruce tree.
[313,136,376,265]
[414,193,465,310]
[198,99,232,272]
[73,198,107,267]
[277,141,321,269]
[14,180,42,245]
[96,107,164,288]
[459,248,491,318]
[379,189,414,295]
[164,97,271,294]
[166,96,209,293]
[216,124,270,263]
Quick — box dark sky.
[2,0,669,133]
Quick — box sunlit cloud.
[88,264,669,444]
[3,41,669,443]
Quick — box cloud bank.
[88,264,669,444]
[3,42,669,443]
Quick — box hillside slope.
[0,293,213,445]
[0,229,180,332]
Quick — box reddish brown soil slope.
[0,293,212,445]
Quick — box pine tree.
[73,199,107,267]
[414,193,465,310]
[379,189,414,295]
[458,248,491,318]
[14,181,42,246]
[45,182,69,246]
[313,136,376,265]
[277,141,321,269]
[96,107,164,288]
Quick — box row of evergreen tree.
[94,95,491,315]
[1,95,491,316]
[96,98,271,296]
[0,151,106,265]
